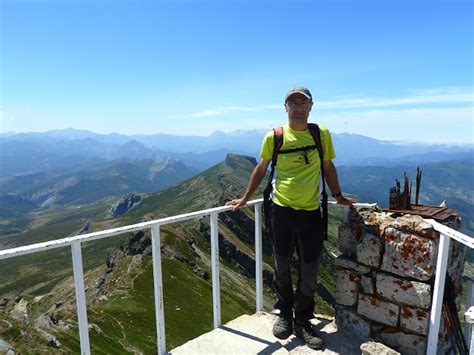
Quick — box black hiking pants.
[270,203,325,323]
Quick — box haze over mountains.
[1,128,472,172]
[0,129,472,352]
[1,128,472,236]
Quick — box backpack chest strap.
[279,145,318,164]
[278,145,317,154]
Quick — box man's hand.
[335,195,356,207]
[225,198,248,211]
[225,158,270,211]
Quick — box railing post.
[464,278,474,345]
[71,241,91,355]
[254,203,263,312]
[210,212,221,328]
[467,305,474,353]
[343,205,350,223]
[151,225,166,355]
[427,232,451,354]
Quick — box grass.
[0,227,129,295]
[0,156,351,352]
[51,255,257,353]
[0,315,54,354]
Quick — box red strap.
[272,127,284,163]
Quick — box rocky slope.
[0,154,355,352]
[0,155,273,352]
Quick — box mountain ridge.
[0,153,287,352]
[0,153,471,353]
[3,127,472,148]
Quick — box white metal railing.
[463,275,474,350]
[426,219,474,354]
[0,199,265,355]
[0,200,471,354]
[0,198,371,354]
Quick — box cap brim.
[285,91,312,101]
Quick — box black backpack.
[262,123,328,240]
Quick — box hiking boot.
[294,321,323,350]
[272,314,293,339]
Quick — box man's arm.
[322,160,355,206]
[226,158,271,210]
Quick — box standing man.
[226,87,354,350]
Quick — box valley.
[0,130,472,353]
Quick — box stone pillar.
[334,207,465,355]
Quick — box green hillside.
[0,158,198,236]
[0,154,346,352]
[2,154,472,352]
[0,194,37,235]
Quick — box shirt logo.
[293,151,311,165]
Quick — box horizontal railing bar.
[328,201,378,208]
[426,219,474,248]
[0,200,378,262]
[0,199,263,261]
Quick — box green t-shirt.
[260,124,336,211]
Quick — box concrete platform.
[170,312,366,354]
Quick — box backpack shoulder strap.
[263,127,284,237]
[272,127,284,167]
[308,123,329,240]
[307,123,324,161]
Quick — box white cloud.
[177,105,262,118]
[407,86,472,96]
[317,88,473,110]
[176,87,473,119]
[318,106,474,144]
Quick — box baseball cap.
[285,87,312,102]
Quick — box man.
[226,87,354,350]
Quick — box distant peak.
[210,130,226,137]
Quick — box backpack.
[262,123,329,240]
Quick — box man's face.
[285,93,313,122]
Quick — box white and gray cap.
[285,87,312,102]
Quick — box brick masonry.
[376,273,431,309]
[334,207,465,354]
[335,269,359,306]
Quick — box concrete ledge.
[170,312,373,354]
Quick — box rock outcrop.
[108,193,141,217]
[199,219,273,287]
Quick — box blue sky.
[1,0,473,143]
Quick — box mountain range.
[0,151,472,352]
[2,128,472,173]
[0,154,343,352]
[1,128,472,237]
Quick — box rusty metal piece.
[389,169,422,210]
[415,167,422,205]
[382,205,460,223]
[390,173,412,209]
[409,180,413,207]
[387,169,459,224]
[402,172,410,209]
[389,178,403,209]
[389,186,399,209]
